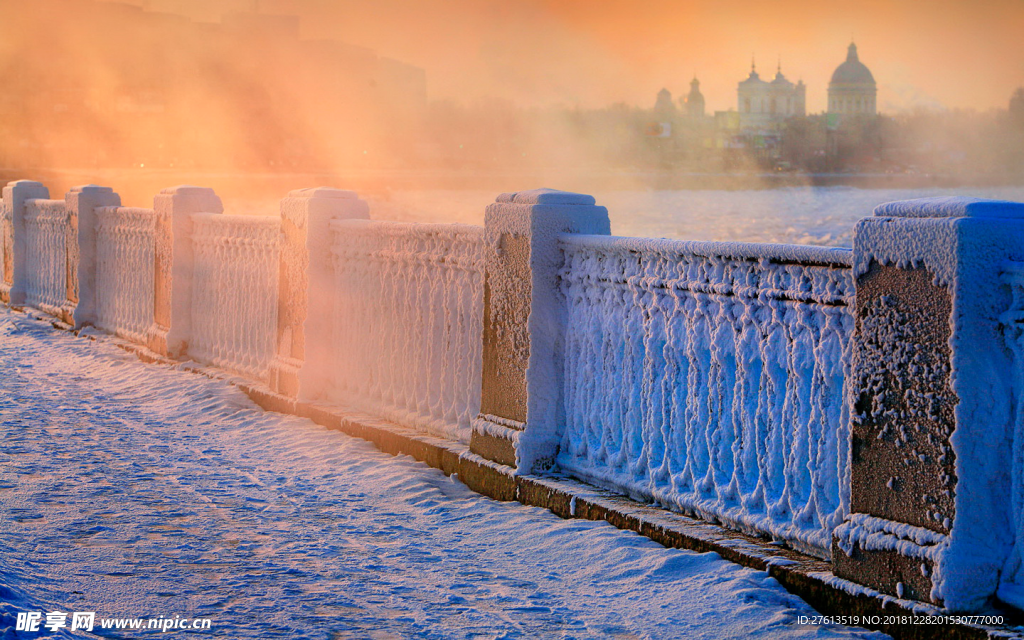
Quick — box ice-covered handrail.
[94,207,156,345]
[559,234,854,266]
[189,213,281,381]
[556,233,855,556]
[23,199,70,316]
[559,234,853,305]
[328,219,485,442]
[332,219,487,271]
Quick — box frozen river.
[355,185,1024,247]
[0,308,887,639]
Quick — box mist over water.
[346,185,1024,247]
[134,184,1024,248]
[3,0,1023,232]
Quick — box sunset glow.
[113,0,1024,112]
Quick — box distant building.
[828,43,876,116]
[737,60,805,130]
[1010,87,1024,126]
[684,77,705,118]
[654,88,676,114]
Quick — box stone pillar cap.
[874,196,1024,219]
[287,187,359,199]
[68,184,115,194]
[159,185,219,195]
[495,188,596,206]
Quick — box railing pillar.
[469,189,610,473]
[66,185,120,328]
[271,187,368,399]
[151,186,222,357]
[833,197,1024,611]
[2,180,49,305]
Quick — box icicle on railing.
[189,214,281,382]
[557,234,855,556]
[23,199,70,316]
[329,220,485,443]
[997,261,1024,605]
[94,207,156,345]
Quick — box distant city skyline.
[99,0,1024,114]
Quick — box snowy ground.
[0,307,888,639]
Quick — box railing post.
[469,189,610,473]
[66,185,120,328]
[833,197,1024,611]
[150,186,222,357]
[271,187,368,399]
[2,180,49,306]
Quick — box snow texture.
[854,197,1024,611]
[328,219,484,442]
[1003,262,1024,611]
[0,306,889,640]
[94,207,156,345]
[557,234,854,556]
[1,181,50,304]
[281,187,369,401]
[481,189,611,472]
[833,514,947,563]
[0,191,11,295]
[22,198,70,315]
[188,213,281,382]
[67,186,121,330]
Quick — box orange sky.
[117,0,1024,113]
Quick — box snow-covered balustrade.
[22,198,72,319]
[556,236,854,556]
[469,190,612,469]
[0,182,121,326]
[270,188,369,398]
[327,219,486,442]
[10,179,1024,614]
[188,213,281,382]
[832,197,1024,612]
[1,181,49,305]
[94,207,157,344]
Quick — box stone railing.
[3,180,1024,614]
[189,213,281,381]
[23,197,71,318]
[556,235,854,556]
[94,206,157,345]
[324,220,485,442]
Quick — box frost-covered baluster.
[67,185,120,328]
[470,189,610,472]
[2,180,49,305]
[151,186,223,357]
[271,188,368,399]
[833,197,1024,612]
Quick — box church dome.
[739,70,765,86]
[771,70,793,87]
[739,59,766,87]
[830,43,875,85]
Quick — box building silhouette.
[684,77,705,119]
[828,43,877,116]
[737,60,806,130]
[654,88,676,114]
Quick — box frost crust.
[557,234,854,555]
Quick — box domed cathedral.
[684,76,705,118]
[654,88,676,114]
[737,59,806,130]
[828,42,877,115]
